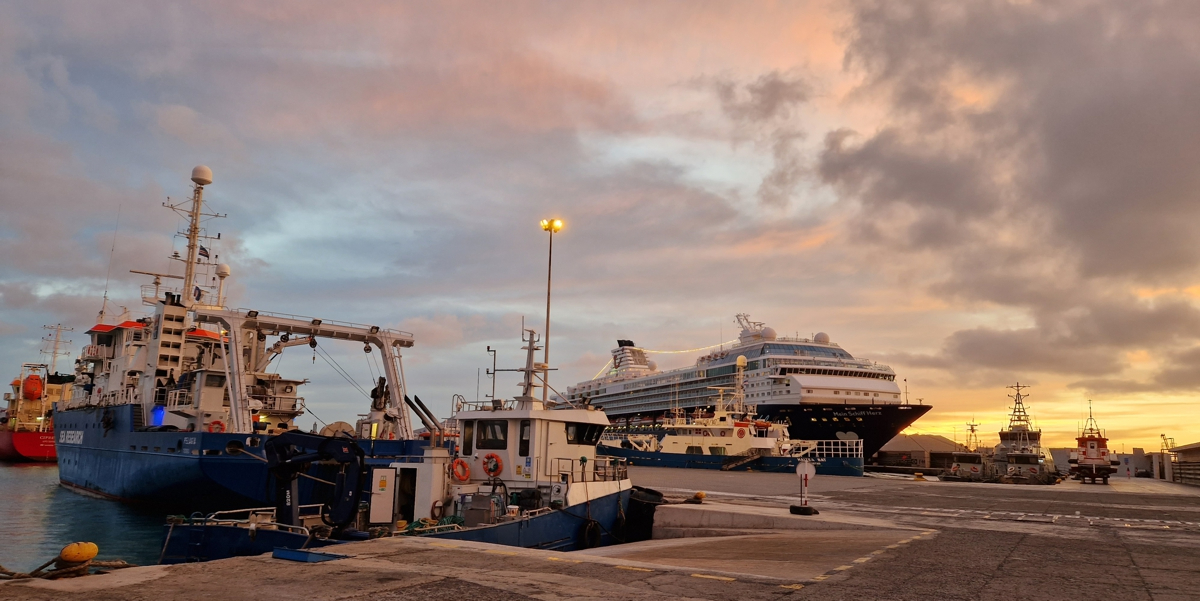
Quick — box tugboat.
[946,421,990,482]
[598,355,864,476]
[1068,401,1120,484]
[993,383,1057,485]
[1,327,75,462]
[158,328,638,562]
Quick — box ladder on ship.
[721,448,766,471]
[131,405,146,430]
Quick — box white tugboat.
[994,383,1057,484]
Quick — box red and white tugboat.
[1068,401,1119,485]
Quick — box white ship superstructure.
[566,315,928,458]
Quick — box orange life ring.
[451,458,470,482]
[719,431,726,437]
[483,453,504,477]
[702,430,711,437]
[207,420,226,433]
[736,428,746,439]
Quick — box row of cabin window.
[459,419,605,456]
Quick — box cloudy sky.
[3,1,1198,451]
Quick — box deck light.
[246,310,259,318]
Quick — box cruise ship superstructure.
[565,315,931,458]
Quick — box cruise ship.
[564,315,931,459]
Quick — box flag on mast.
[198,245,211,259]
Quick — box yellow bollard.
[913,472,927,481]
[58,542,98,564]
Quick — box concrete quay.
[1,466,1197,600]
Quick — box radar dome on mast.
[191,165,213,186]
[216,263,231,278]
[813,332,830,344]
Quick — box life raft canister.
[451,458,471,482]
[483,453,504,477]
[22,374,44,401]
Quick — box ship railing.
[140,284,183,305]
[246,392,300,413]
[459,399,517,412]
[195,504,323,535]
[553,456,628,483]
[80,344,113,361]
[787,439,864,459]
[166,389,193,409]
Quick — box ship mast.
[1006,382,1033,451]
[965,419,981,453]
[41,324,74,373]
[161,166,224,307]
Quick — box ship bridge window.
[462,421,475,455]
[204,374,226,388]
[476,420,509,450]
[566,423,605,446]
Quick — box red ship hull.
[0,429,56,462]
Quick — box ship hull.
[603,402,932,460]
[55,404,429,512]
[601,445,864,477]
[160,489,633,563]
[0,429,56,462]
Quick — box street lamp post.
[539,218,563,403]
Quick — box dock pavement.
[2,466,1198,600]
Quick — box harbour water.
[0,463,162,572]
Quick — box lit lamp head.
[540,218,564,233]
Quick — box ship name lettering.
[58,430,84,445]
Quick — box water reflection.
[0,463,164,571]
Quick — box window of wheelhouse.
[476,420,509,450]
[519,420,531,457]
[462,421,475,455]
[565,422,605,446]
